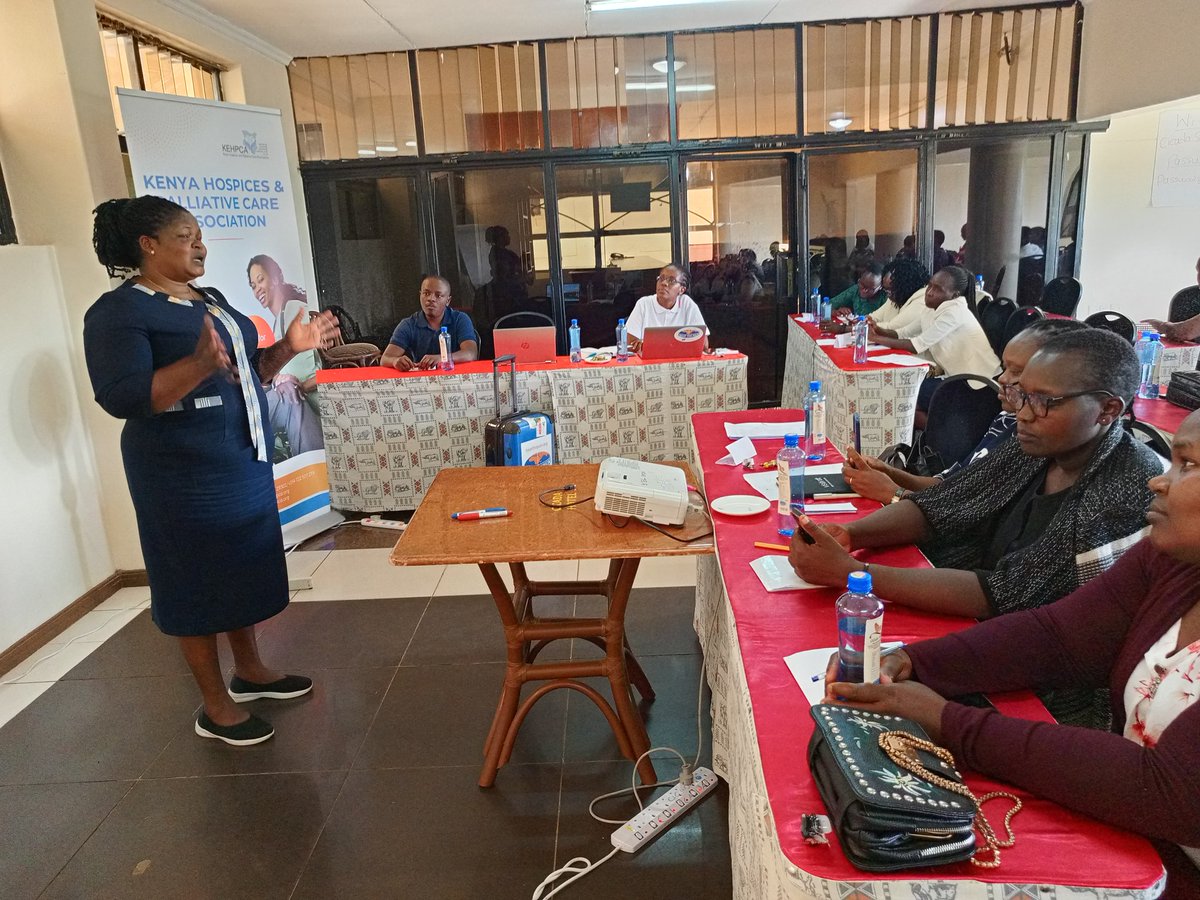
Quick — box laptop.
[639,325,706,360]
[493,326,557,364]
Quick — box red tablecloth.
[789,316,932,373]
[692,408,1163,889]
[316,353,747,385]
[1134,397,1192,436]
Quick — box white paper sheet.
[743,470,779,501]
[784,643,907,707]
[716,436,757,466]
[724,421,806,439]
[803,502,857,514]
[749,555,822,593]
[816,338,837,347]
[870,353,931,367]
[806,462,843,476]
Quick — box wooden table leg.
[479,562,524,788]
[604,558,657,785]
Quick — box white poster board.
[118,89,341,545]
[1152,109,1200,208]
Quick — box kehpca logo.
[222,130,269,159]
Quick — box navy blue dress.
[84,280,288,637]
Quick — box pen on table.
[813,492,857,500]
[754,541,790,552]
[450,507,511,520]
[811,643,906,681]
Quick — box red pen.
[450,507,511,520]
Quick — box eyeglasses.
[1001,384,1117,418]
[420,289,450,300]
[656,276,683,286]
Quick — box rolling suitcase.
[484,354,556,466]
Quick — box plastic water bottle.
[852,315,869,364]
[1136,332,1163,399]
[438,326,454,371]
[803,381,827,461]
[821,298,832,321]
[776,433,806,534]
[615,318,629,361]
[975,274,985,296]
[836,571,885,685]
[569,318,582,363]
[810,287,821,319]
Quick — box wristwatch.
[890,487,906,504]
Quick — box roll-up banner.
[118,89,341,547]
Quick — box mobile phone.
[852,412,862,455]
[791,508,817,545]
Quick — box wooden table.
[389,462,713,787]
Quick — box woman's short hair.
[664,264,689,288]
[92,196,191,277]
[1015,317,1088,345]
[1035,328,1141,405]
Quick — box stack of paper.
[724,421,806,439]
[871,353,930,367]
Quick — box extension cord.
[360,516,406,531]
[610,767,719,853]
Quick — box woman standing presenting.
[84,196,337,746]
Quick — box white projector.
[594,457,689,526]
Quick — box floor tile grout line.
[395,593,435,668]
[284,766,354,900]
[34,778,140,900]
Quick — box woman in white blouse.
[870,265,1000,414]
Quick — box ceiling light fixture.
[625,81,715,92]
[376,145,399,152]
[651,58,686,73]
[357,149,376,156]
[828,112,852,132]
[589,0,748,11]
[405,140,418,147]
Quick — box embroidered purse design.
[808,704,1020,872]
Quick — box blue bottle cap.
[440,326,448,333]
[809,381,820,391]
[618,318,626,325]
[784,433,800,447]
[571,319,578,326]
[847,570,872,593]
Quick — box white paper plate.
[583,352,613,364]
[710,494,771,516]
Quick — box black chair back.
[1083,310,1136,344]
[1168,288,1200,324]
[979,296,1017,356]
[1039,277,1082,318]
[323,304,362,343]
[493,311,555,329]
[999,305,1045,355]
[923,374,1003,472]
[976,296,992,320]
[1125,419,1171,459]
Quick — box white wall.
[1078,0,1200,120]
[0,248,114,649]
[1078,95,1200,322]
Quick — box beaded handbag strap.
[878,730,1021,868]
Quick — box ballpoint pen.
[450,507,511,520]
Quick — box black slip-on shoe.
[228,674,313,703]
[195,711,274,746]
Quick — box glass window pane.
[933,137,1050,303]
[686,157,791,406]
[429,167,550,358]
[1057,133,1084,278]
[804,19,928,135]
[553,163,672,348]
[304,176,424,345]
[807,148,919,298]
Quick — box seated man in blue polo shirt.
[381,275,480,371]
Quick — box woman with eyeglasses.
[824,409,1200,899]
[625,264,710,353]
[790,328,1163,726]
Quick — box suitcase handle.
[493,354,518,417]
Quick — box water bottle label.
[862,612,883,684]
[809,401,826,445]
[776,462,790,516]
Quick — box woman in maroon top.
[824,410,1200,897]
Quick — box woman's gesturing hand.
[285,309,339,354]
[194,315,236,381]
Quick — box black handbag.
[1166,369,1200,411]
[808,704,1020,872]
[878,435,945,479]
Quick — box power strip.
[360,516,406,531]
[610,767,719,853]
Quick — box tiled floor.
[0,528,731,899]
